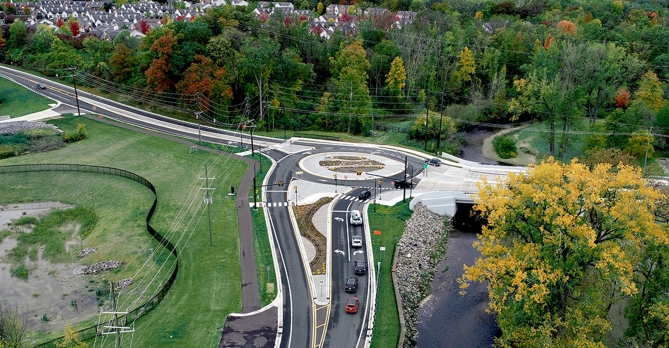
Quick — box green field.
[0,114,247,347]
[368,202,413,348]
[0,77,54,118]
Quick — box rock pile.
[395,203,450,347]
[77,247,97,258]
[82,261,123,275]
[0,120,62,135]
[116,278,133,291]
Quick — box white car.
[350,210,362,226]
[351,235,363,248]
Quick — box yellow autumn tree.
[55,324,87,348]
[635,70,667,112]
[317,1,324,14]
[460,158,668,347]
[455,46,475,84]
[386,56,406,98]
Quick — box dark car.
[354,260,367,275]
[35,83,46,90]
[428,158,441,166]
[344,276,358,292]
[394,180,413,189]
[358,190,371,200]
[345,296,359,314]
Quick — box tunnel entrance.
[452,203,482,233]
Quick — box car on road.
[350,210,362,226]
[344,277,358,292]
[394,180,413,189]
[354,260,367,275]
[345,296,359,314]
[351,235,363,248]
[35,83,46,90]
[428,158,441,166]
[358,190,371,200]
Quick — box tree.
[627,130,653,160]
[145,30,177,92]
[332,41,372,134]
[385,56,406,98]
[69,20,80,36]
[109,43,135,83]
[317,2,324,14]
[635,71,666,112]
[240,35,280,124]
[7,20,27,49]
[614,88,631,110]
[139,20,150,34]
[455,46,475,85]
[55,324,87,348]
[557,20,576,35]
[460,158,667,346]
[176,54,233,107]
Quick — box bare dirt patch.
[0,204,106,333]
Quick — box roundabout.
[298,151,408,180]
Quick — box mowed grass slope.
[0,115,247,347]
[0,77,54,117]
[368,202,413,348]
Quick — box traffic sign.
[334,174,337,179]
[356,170,362,175]
[344,175,348,180]
[278,181,284,186]
[422,163,428,169]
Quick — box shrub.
[10,265,29,279]
[493,135,517,159]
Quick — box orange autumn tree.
[145,30,177,92]
[557,20,576,35]
[176,54,233,109]
[459,158,668,346]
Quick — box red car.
[345,296,359,314]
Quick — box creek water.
[415,128,502,347]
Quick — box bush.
[493,135,517,159]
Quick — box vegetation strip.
[293,197,332,274]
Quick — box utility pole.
[250,126,255,157]
[436,40,445,154]
[284,110,287,140]
[69,67,81,117]
[199,163,215,246]
[424,95,429,151]
[195,111,202,145]
[643,127,653,174]
[100,283,134,348]
[348,83,354,134]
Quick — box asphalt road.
[325,189,370,348]
[2,67,430,347]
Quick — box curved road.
[1,67,429,348]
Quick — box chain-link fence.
[0,164,179,348]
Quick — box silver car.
[351,235,362,248]
[350,210,363,225]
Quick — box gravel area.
[395,203,449,347]
[0,120,61,135]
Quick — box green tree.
[331,41,372,134]
[454,46,475,85]
[240,35,280,123]
[109,43,136,83]
[386,56,406,98]
[460,158,667,347]
[635,71,667,112]
[8,20,27,49]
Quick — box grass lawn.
[367,202,413,348]
[0,114,247,347]
[0,77,54,117]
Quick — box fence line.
[0,164,179,348]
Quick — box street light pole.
[403,156,407,203]
[250,126,255,157]
[373,178,377,212]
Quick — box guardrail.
[0,164,179,348]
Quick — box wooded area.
[0,0,667,158]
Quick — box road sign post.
[344,175,348,188]
[334,174,337,193]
